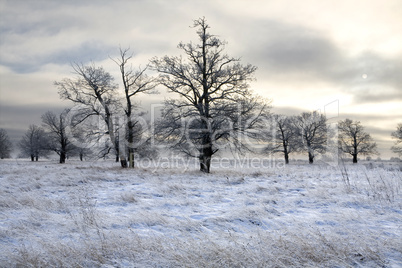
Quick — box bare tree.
[70,124,93,161]
[0,129,12,159]
[338,119,378,163]
[112,47,158,168]
[294,111,327,164]
[152,18,270,173]
[18,125,49,161]
[265,115,299,164]
[391,123,402,156]
[41,109,77,163]
[68,107,109,159]
[55,64,128,167]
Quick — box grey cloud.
[346,52,402,88]
[236,20,340,75]
[0,102,67,146]
[0,0,86,37]
[341,53,402,104]
[0,103,66,127]
[260,22,341,73]
[238,20,402,104]
[1,41,115,73]
[0,1,109,73]
[351,87,402,103]
[0,14,82,37]
[338,113,402,124]
[50,41,115,66]
[0,0,185,74]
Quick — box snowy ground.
[0,158,401,267]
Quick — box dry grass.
[0,159,401,267]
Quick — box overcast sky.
[1,0,401,158]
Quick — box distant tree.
[18,125,49,161]
[0,129,13,159]
[67,108,109,159]
[391,123,402,156]
[390,157,401,162]
[113,127,120,162]
[338,119,378,163]
[264,115,299,164]
[41,109,77,164]
[70,125,93,161]
[151,17,270,173]
[76,144,92,161]
[294,111,327,164]
[112,47,158,168]
[55,64,127,167]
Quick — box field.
[0,158,401,267]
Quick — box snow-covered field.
[0,159,401,267]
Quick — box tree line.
[1,18,401,172]
[266,114,383,164]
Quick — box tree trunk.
[127,119,135,168]
[352,154,358,163]
[128,148,134,168]
[60,152,66,164]
[284,152,289,164]
[283,143,289,164]
[35,155,39,161]
[199,156,211,173]
[120,158,128,168]
[102,102,127,168]
[31,155,35,161]
[353,144,358,163]
[200,145,212,173]
[115,136,120,162]
[308,151,314,164]
[80,153,83,161]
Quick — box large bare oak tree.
[41,109,77,164]
[294,111,328,164]
[18,125,49,161]
[265,115,299,164]
[338,119,377,163]
[152,18,269,173]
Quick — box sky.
[0,0,401,159]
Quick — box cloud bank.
[0,0,401,157]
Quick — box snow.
[0,158,401,267]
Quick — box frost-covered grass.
[0,159,401,267]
